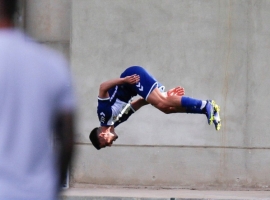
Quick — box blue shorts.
[120,66,158,100]
[97,66,162,127]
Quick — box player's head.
[0,0,17,20]
[89,126,118,150]
[89,127,101,150]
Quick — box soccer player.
[90,66,221,150]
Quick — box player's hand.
[167,86,185,96]
[124,74,140,84]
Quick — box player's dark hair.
[89,127,101,150]
[0,0,18,19]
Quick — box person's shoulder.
[26,35,69,73]
[8,30,71,81]
[14,30,67,64]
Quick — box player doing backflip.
[90,66,221,150]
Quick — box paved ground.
[60,186,270,200]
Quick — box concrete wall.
[23,0,270,189]
[71,0,270,189]
[23,0,71,59]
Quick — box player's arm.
[130,98,149,110]
[99,74,140,98]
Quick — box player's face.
[99,131,118,149]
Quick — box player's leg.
[114,98,149,127]
[158,88,221,130]
[147,88,183,109]
[115,86,186,127]
[123,66,220,129]
[147,88,216,125]
[161,87,186,113]
[166,86,185,97]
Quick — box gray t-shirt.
[0,29,76,200]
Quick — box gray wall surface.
[23,0,270,190]
[23,0,71,59]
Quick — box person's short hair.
[89,127,101,150]
[0,0,18,19]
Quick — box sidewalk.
[60,186,270,200]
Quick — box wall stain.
[219,0,232,183]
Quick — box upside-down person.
[90,66,221,150]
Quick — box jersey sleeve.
[97,98,114,126]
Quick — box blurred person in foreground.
[0,0,76,199]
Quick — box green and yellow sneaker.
[213,102,221,131]
[205,100,214,125]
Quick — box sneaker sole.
[213,102,221,131]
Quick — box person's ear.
[98,132,106,139]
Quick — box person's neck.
[0,19,14,29]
